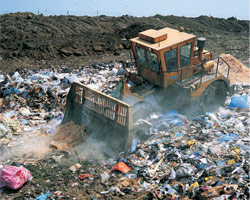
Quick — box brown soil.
[218,54,250,84]
[50,121,88,152]
[0,13,249,72]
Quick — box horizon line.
[0,11,249,21]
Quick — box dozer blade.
[62,82,133,155]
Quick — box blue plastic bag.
[217,160,225,166]
[174,132,184,137]
[153,138,170,145]
[229,94,248,108]
[36,193,51,200]
[4,88,18,96]
[131,138,138,153]
[159,111,187,127]
[217,133,239,143]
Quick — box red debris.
[111,162,131,173]
[78,174,93,180]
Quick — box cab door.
[162,45,179,87]
[178,41,194,80]
[162,40,194,87]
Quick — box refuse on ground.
[0,58,250,199]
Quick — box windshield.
[180,43,192,67]
[135,46,160,72]
[136,47,147,67]
[164,48,178,73]
[147,51,160,73]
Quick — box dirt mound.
[50,121,88,151]
[0,13,249,71]
[116,23,157,39]
[218,54,250,84]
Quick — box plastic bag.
[66,74,79,83]
[0,166,31,189]
[3,88,18,96]
[0,75,4,82]
[229,94,248,108]
[111,162,131,173]
[217,133,239,143]
[35,193,51,200]
[159,111,188,126]
[131,138,138,153]
[101,172,110,183]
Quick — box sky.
[0,0,249,20]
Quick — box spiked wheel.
[200,80,228,113]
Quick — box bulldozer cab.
[130,27,199,88]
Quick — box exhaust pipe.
[197,37,206,61]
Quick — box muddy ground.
[0,13,249,72]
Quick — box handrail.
[215,57,231,79]
[160,56,231,86]
[129,51,135,63]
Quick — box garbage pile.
[38,86,248,200]
[121,88,250,199]
[0,61,131,113]
[0,58,250,199]
[0,61,132,158]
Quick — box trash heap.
[0,61,131,113]
[51,86,248,200]
[122,89,250,199]
[0,61,132,153]
[0,60,134,198]
[0,58,250,199]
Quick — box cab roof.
[130,27,196,51]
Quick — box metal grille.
[75,84,129,126]
[75,86,84,104]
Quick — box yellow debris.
[205,176,213,181]
[231,147,241,162]
[231,147,240,154]
[187,140,196,148]
[227,159,236,165]
[189,181,199,191]
[233,153,241,162]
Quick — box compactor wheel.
[200,80,228,113]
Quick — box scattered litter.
[69,163,81,173]
[100,172,110,183]
[0,59,249,199]
[78,173,93,180]
[35,193,51,200]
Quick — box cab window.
[180,44,192,67]
[147,51,160,73]
[164,48,178,73]
[136,47,147,67]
